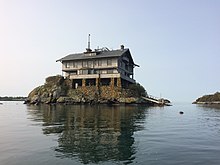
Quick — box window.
[88,69,94,74]
[88,61,92,67]
[102,70,107,74]
[113,69,118,73]
[82,70,88,74]
[77,61,82,68]
[70,71,77,75]
[83,61,88,67]
[107,70,113,74]
[98,60,102,66]
[107,59,112,66]
[94,60,97,66]
[65,62,70,68]
[78,70,82,75]
[94,70,100,74]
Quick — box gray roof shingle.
[56,49,128,62]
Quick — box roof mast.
[86,34,92,52]
[88,34,91,50]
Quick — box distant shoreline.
[193,101,220,105]
[0,97,27,101]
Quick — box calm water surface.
[0,102,220,164]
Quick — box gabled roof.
[56,48,139,67]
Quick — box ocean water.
[0,101,220,165]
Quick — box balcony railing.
[67,73,135,83]
[62,65,118,71]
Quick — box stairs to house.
[141,95,171,106]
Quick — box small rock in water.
[179,111,184,114]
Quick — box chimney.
[120,45,124,50]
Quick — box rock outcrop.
[193,92,220,104]
[25,75,151,105]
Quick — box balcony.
[62,65,118,72]
[67,73,135,83]
[68,73,120,79]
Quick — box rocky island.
[193,92,220,104]
[25,75,153,105]
[25,43,171,106]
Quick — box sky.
[0,0,220,102]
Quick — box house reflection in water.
[27,104,147,164]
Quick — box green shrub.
[45,75,64,85]
[196,92,220,102]
[128,83,147,97]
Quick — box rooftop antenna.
[86,34,92,52]
[88,34,91,49]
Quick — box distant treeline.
[0,96,27,101]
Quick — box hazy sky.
[0,0,220,102]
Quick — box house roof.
[56,48,139,67]
[57,49,127,61]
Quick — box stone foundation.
[25,75,148,105]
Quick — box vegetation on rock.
[194,92,220,104]
[127,83,147,97]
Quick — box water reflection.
[196,104,220,134]
[197,104,220,110]
[27,104,148,164]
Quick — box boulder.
[30,95,40,104]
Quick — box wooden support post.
[110,78,114,88]
[96,76,101,98]
[96,78,99,87]
[117,78,121,88]
[82,79,86,87]
[110,78,115,98]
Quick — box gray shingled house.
[56,45,139,89]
